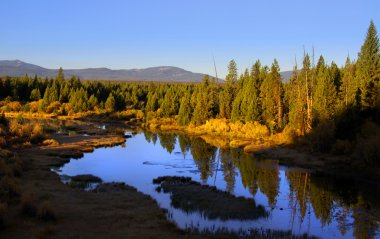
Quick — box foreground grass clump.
[0,202,7,228]
[153,176,268,220]
[37,200,56,221]
[20,192,37,216]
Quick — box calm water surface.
[58,131,380,239]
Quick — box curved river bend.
[57,131,380,239]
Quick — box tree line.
[0,21,379,164]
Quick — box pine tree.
[145,92,159,112]
[177,91,192,126]
[56,67,65,83]
[231,69,249,121]
[339,56,357,108]
[192,75,213,125]
[105,93,116,112]
[245,60,262,122]
[219,60,237,119]
[260,59,283,132]
[42,83,59,110]
[69,88,89,112]
[160,87,177,117]
[88,94,99,111]
[301,54,313,132]
[313,57,337,121]
[30,88,41,101]
[356,20,380,109]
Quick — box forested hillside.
[1,21,379,167]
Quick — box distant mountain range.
[0,60,293,82]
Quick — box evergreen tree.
[177,91,192,126]
[160,87,177,117]
[301,54,313,132]
[30,88,41,101]
[231,69,250,121]
[192,75,213,125]
[42,83,59,109]
[339,56,357,108]
[219,60,237,119]
[56,67,65,83]
[356,20,380,109]
[260,59,283,132]
[146,92,159,112]
[105,93,116,112]
[69,88,88,112]
[313,57,337,121]
[88,94,99,110]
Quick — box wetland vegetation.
[0,21,379,239]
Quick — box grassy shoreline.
[5,111,380,184]
[0,120,321,238]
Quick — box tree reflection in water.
[144,131,380,238]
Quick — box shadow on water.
[153,176,269,221]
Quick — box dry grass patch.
[20,191,37,216]
[37,200,56,221]
[0,202,7,228]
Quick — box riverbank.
[0,121,321,239]
[5,110,380,183]
[0,127,196,239]
[143,117,380,185]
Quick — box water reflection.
[59,131,380,239]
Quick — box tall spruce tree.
[313,57,337,121]
[356,20,380,109]
[219,60,237,119]
[260,59,283,132]
[339,56,357,108]
[177,91,192,126]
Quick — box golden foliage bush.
[29,100,42,113]
[31,123,45,143]
[195,119,269,139]
[3,102,22,112]
[46,101,61,114]
[42,139,59,146]
[271,126,298,145]
[9,119,45,144]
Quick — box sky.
[0,0,379,78]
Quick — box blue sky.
[1,0,379,78]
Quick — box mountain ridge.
[0,60,293,82]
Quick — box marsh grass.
[37,200,56,221]
[20,191,37,216]
[0,202,7,228]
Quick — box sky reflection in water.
[58,131,380,239]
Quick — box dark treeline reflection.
[143,131,380,238]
